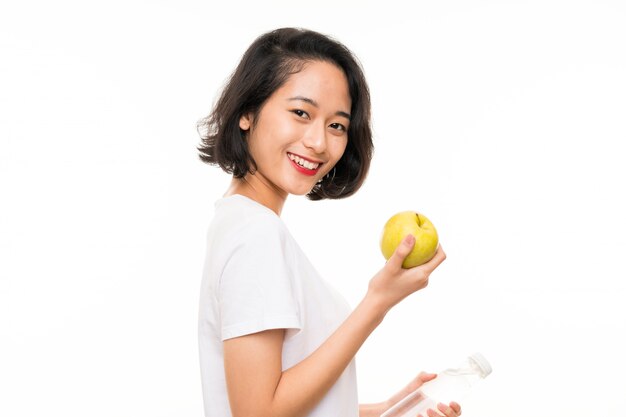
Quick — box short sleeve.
[217,215,301,340]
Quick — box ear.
[239,113,252,131]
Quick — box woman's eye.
[330,122,346,132]
[292,109,310,119]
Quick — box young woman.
[197,28,461,417]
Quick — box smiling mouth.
[287,152,321,170]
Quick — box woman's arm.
[224,235,447,417]
[359,402,387,417]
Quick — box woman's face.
[240,60,351,198]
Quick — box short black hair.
[197,27,373,200]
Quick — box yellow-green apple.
[380,211,439,268]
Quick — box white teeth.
[288,153,319,170]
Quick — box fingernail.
[404,234,415,245]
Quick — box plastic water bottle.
[381,353,492,417]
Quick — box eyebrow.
[287,96,351,120]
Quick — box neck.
[224,175,287,216]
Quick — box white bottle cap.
[469,352,492,378]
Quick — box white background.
[1,1,625,416]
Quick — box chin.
[289,188,314,196]
[285,182,318,196]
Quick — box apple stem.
[415,213,422,226]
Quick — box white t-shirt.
[198,194,358,417]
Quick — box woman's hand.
[380,372,462,417]
[383,372,437,411]
[367,235,447,315]
[417,401,462,417]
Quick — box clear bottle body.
[380,354,491,417]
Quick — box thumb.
[417,372,437,384]
[387,234,415,270]
[406,372,436,392]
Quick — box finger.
[387,234,415,270]
[417,372,437,384]
[419,245,446,274]
[405,372,436,392]
[449,402,461,416]
[426,408,442,417]
[436,403,455,417]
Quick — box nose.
[302,122,327,154]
